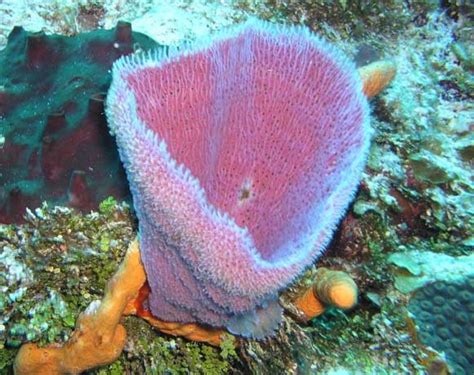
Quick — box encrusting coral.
[408,277,474,374]
[293,268,358,322]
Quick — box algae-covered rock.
[456,135,474,162]
[236,0,439,39]
[451,41,474,70]
[0,200,134,352]
[389,251,474,294]
[409,152,456,184]
[387,253,422,276]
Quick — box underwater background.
[0,1,473,374]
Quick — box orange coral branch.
[293,268,358,321]
[358,60,396,98]
[14,238,145,375]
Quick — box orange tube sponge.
[292,284,326,320]
[14,238,145,375]
[313,268,358,309]
[293,268,358,321]
[358,60,396,98]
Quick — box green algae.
[0,348,16,373]
[0,200,134,368]
[96,317,238,375]
[99,197,119,216]
[389,250,474,293]
[0,200,240,374]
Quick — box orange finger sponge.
[14,238,145,375]
[125,283,226,347]
[313,268,358,310]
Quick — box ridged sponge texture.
[106,19,370,338]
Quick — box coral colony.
[106,20,370,338]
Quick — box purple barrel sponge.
[106,20,370,338]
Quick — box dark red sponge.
[0,22,160,223]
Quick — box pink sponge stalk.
[106,19,370,338]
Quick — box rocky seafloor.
[0,1,473,374]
